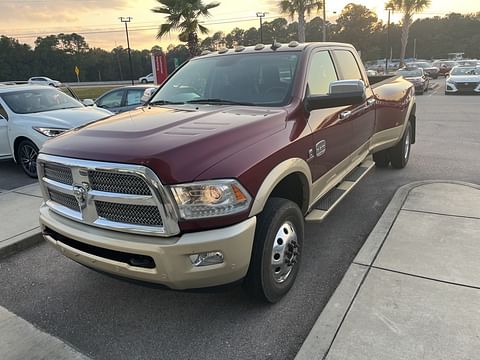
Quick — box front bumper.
[445,82,480,94]
[40,204,256,289]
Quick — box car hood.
[41,105,288,184]
[448,75,480,82]
[19,107,113,128]
[405,77,424,82]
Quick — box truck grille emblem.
[73,183,89,209]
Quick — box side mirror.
[305,80,366,112]
[83,99,95,106]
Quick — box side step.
[305,158,375,222]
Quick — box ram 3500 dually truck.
[37,42,416,303]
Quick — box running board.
[305,158,375,222]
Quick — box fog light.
[189,251,224,267]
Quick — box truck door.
[305,50,355,182]
[331,49,376,158]
[0,102,11,158]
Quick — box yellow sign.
[75,66,80,76]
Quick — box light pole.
[322,0,327,42]
[385,6,394,74]
[120,17,134,85]
[256,12,266,43]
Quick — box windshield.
[397,69,423,77]
[410,62,429,68]
[150,52,300,106]
[1,88,83,114]
[450,67,480,75]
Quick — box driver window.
[97,90,124,108]
[0,104,7,120]
[306,51,338,96]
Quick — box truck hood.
[19,107,113,129]
[41,105,287,184]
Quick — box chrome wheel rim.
[20,144,38,176]
[271,221,299,284]
[404,127,411,161]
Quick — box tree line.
[0,4,479,82]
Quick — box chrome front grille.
[89,170,151,195]
[37,154,180,236]
[95,201,163,226]
[49,190,79,211]
[44,163,73,185]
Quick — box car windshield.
[1,88,83,114]
[450,67,480,75]
[397,69,423,77]
[411,62,429,68]
[150,52,300,107]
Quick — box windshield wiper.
[186,98,255,106]
[149,100,185,106]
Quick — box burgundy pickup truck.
[37,42,416,302]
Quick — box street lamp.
[322,0,326,42]
[256,12,267,43]
[385,6,394,74]
[120,17,134,85]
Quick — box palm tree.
[152,0,220,57]
[279,0,323,43]
[386,0,431,66]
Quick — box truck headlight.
[33,127,68,137]
[170,180,252,219]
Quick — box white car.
[0,85,112,177]
[445,66,480,95]
[138,73,154,84]
[28,77,62,87]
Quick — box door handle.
[340,111,352,120]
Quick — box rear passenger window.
[334,50,363,81]
[306,51,338,95]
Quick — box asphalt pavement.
[0,85,479,360]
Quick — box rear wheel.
[18,139,39,178]
[243,198,303,303]
[141,79,147,84]
[390,121,412,169]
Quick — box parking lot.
[0,89,479,359]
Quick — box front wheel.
[141,79,147,84]
[18,139,39,178]
[243,198,304,303]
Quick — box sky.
[1,0,479,51]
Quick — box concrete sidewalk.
[0,183,44,259]
[296,181,480,360]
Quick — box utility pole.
[385,6,393,74]
[256,12,266,43]
[413,38,417,60]
[322,0,327,42]
[120,17,134,85]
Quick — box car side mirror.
[305,80,366,112]
[83,99,95,106]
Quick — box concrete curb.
[0,229,43,260]
[295,180,480,360]
[0,183,44,259]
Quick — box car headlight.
[170,180,252,219]
[33,127,68,137]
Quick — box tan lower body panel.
[40,205,256,290]
[369,125,403,153]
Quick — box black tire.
[141,79,147,84]
[243,198,304,303]
[17,139,39,178]
[390,121,412,169]
[373,150,390,168]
